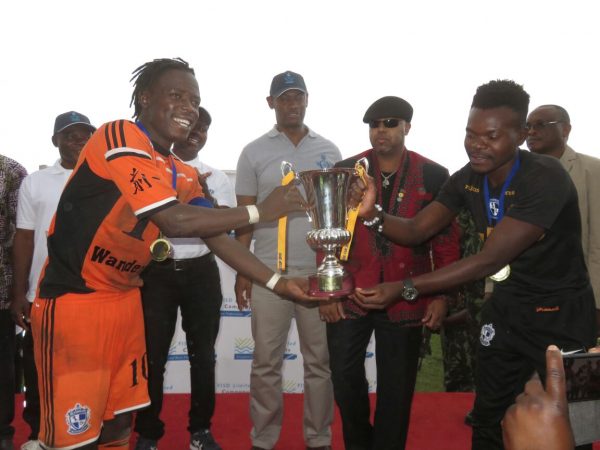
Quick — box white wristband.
[266,273,282,290]
[246,205,260,224]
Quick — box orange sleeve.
[101,121,179,218]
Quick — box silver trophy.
[282,160,366,297]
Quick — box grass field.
[415,332,445,392]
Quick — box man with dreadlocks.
[29,58,313,450]
[351,79,596,449]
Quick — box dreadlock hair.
[130,58,195,119]
[471,79,530,126]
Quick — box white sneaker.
[20,441,41,450]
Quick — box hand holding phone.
[502,345,575,450]
[563,351,600,403]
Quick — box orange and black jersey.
[38,120,204,297]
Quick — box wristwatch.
[401,279,418,302]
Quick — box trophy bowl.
[296,167,356,297]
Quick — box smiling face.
[267,89,307,131]
[52,123,94,169]
[138,69,200,151]
[464,106,527,185]
[173,116,209,162]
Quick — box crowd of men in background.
[0,58,598,450]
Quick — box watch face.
[403,287,418,302]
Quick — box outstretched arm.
[204,232,311,302]
[353,215,545,309]
[378,201,457,246]
[234,194,257,310]
[150,187,315,302]
[150,183,305,238]
[355,175,456,246]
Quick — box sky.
[1,0,598,175]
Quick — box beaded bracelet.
[363,204,384,230]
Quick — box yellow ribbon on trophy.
[339,161,367,261]
[277,169,296,272]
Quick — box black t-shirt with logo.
[436,149,591,303]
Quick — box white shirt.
[16,160,72,301]
[170,156,236,259]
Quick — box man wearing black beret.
[320,96,460,449]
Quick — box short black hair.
[130,58,195,119]
[198,107,212,127]
[471,80,530,125]
[538,104,571,125]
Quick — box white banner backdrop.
[162,257,378,394]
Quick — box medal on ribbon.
[149,152,178,262]
[483,152,520,284]
[150,232,173,262]
[489,264,511,282]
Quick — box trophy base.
[308,273,354,298]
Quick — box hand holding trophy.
[278,158,368,297]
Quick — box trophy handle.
[355,157,369,176]
[281,160,294,178]
[281,160,311,223]
[348,157,369,214]
[339,158,369,262]
[277,160,311,273]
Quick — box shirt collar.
[47,159,72,173]
[171,151,200,167]
[268,125,315,139]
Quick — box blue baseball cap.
[53,111,96,135]
[269,71,307,98]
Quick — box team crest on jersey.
[489,198,500,218]
[65,403,91,435]
[480,323,496,347]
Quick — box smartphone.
[564,352,600,403]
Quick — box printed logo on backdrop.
[283,379,303,393]
[284,339,298,360]
[367,377,377,393]
[234,337,254,360]
[217,381,251,393]
[234,337,298,360]
[221,295,251,317]
[365,334,375,359]
[167,338,188,361]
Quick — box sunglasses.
[524,120,563,132]
[368,119,401,129]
